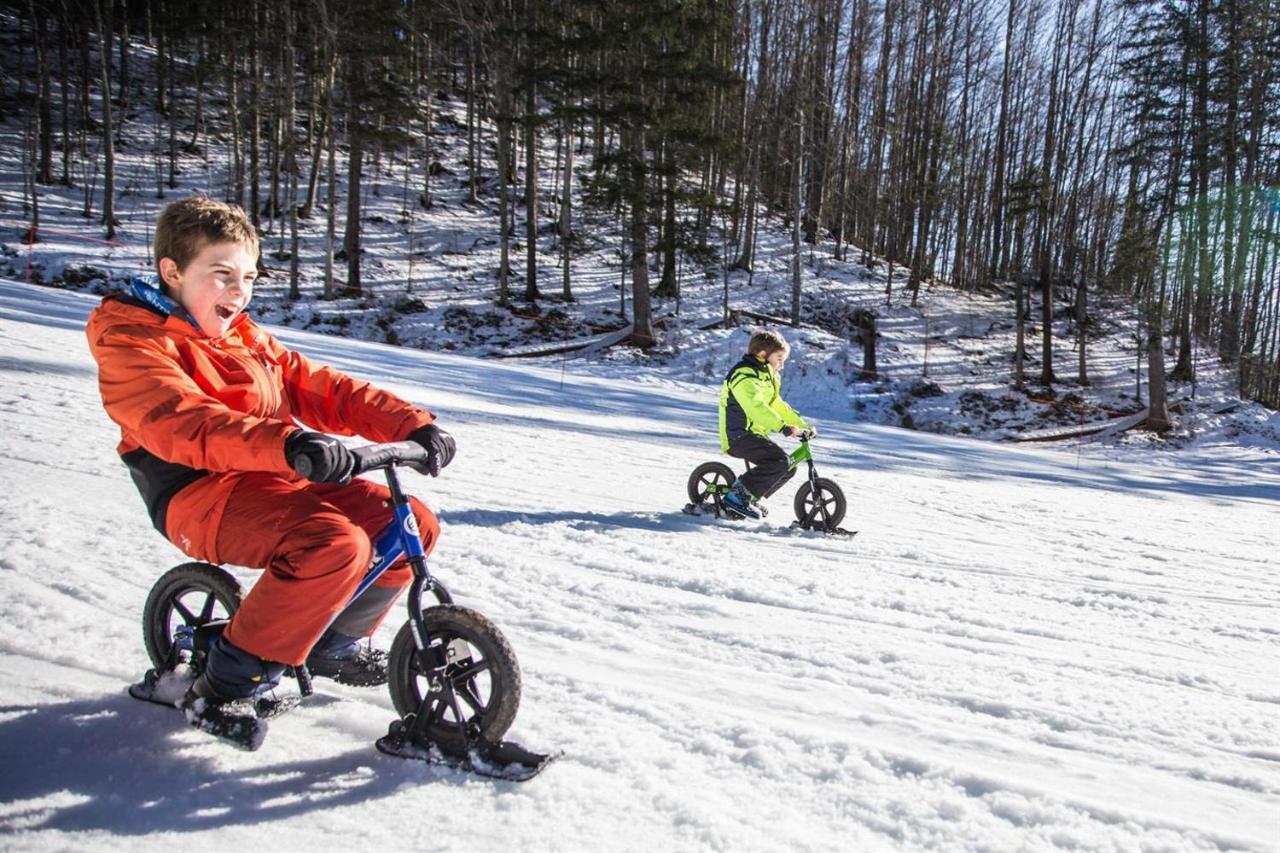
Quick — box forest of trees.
[5,0,1280,412]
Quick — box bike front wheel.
[794,477,847,528]
[387,605,521,745]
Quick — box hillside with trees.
[2,0,1278,427]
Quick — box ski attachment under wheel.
[375,718,559,782]
[789,519,857,537]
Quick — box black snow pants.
[727,434,795,499]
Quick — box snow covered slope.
[1,280,1277,852]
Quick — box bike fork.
[804,460,831,529]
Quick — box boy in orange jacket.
[86,196,454,725]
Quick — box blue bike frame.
[348,485,430,605]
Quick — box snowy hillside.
[2,279,1278,852]
[5,10,1277,454]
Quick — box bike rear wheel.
[387,605,521,745]
[687,462,736,506]
[142,562,243,669]
[794,477,847,528]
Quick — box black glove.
[285,430,355,483]
[407,424,456,477]
[781,425,797,437]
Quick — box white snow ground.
[1,278,1279,852]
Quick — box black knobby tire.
[142,562,243,669]
[794,477,847,528]
[687,462,736,506]
[387,605,521,745]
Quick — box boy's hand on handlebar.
[285,430,356,484]
[407,424,456,477]
[782,425,817,439]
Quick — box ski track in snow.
[1,280,1278,852]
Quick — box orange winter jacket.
[85,292,435,534]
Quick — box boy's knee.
[279,517,372,581]
[330,525,374,574]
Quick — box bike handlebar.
[351,441,430,475]
[292,440,429,480]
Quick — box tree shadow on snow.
[440,507,839,542]
[441,507,686,535]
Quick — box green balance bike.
[683,433,854,536]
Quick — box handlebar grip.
[350,441,430,474]
[293,440,430,480]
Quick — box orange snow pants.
[165,472,439,666]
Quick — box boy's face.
[757,349,788,371]
[159,240,257,338]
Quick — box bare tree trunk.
[561,113,574,301]
[524,78,539,301]
[1014,275,1025,389]
[627,125,655,347]
[249,0,261,226]
[59,5,71,185]
[1145,330,1172,429]
[655,139,679,298]
[94,0,116,239]
[228,55,244,206]
[23,114,40,240]
[284,2,300,300]
[32,3,52,184]
[166,19,176,189]
[323,48,337,299]
[791,107,804,327]
[115,0,129,107]
[189,36,204,153]
[495,58,512,305]
[343,133,364,294]
[301,85,327,218]
[421,35,434,208]
[988,0,1017,284]
[863,0,895,266]
[467,43,478,203]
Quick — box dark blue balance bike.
[131,441,556,781]
[683,433,854,536]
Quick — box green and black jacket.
[718,354,808,452]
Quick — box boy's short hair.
[748,329,789,358]
[154,196,259,275]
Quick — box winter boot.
[180,636,286,750]
[721,480,761,520]
[305,629,388,687]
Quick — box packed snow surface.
[1,280,1278,852]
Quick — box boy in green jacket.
[718,330,814,519]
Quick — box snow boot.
[721,480,761,520]
[174,635,287,749]
[305,629,388,687]
[180,672,270,751]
